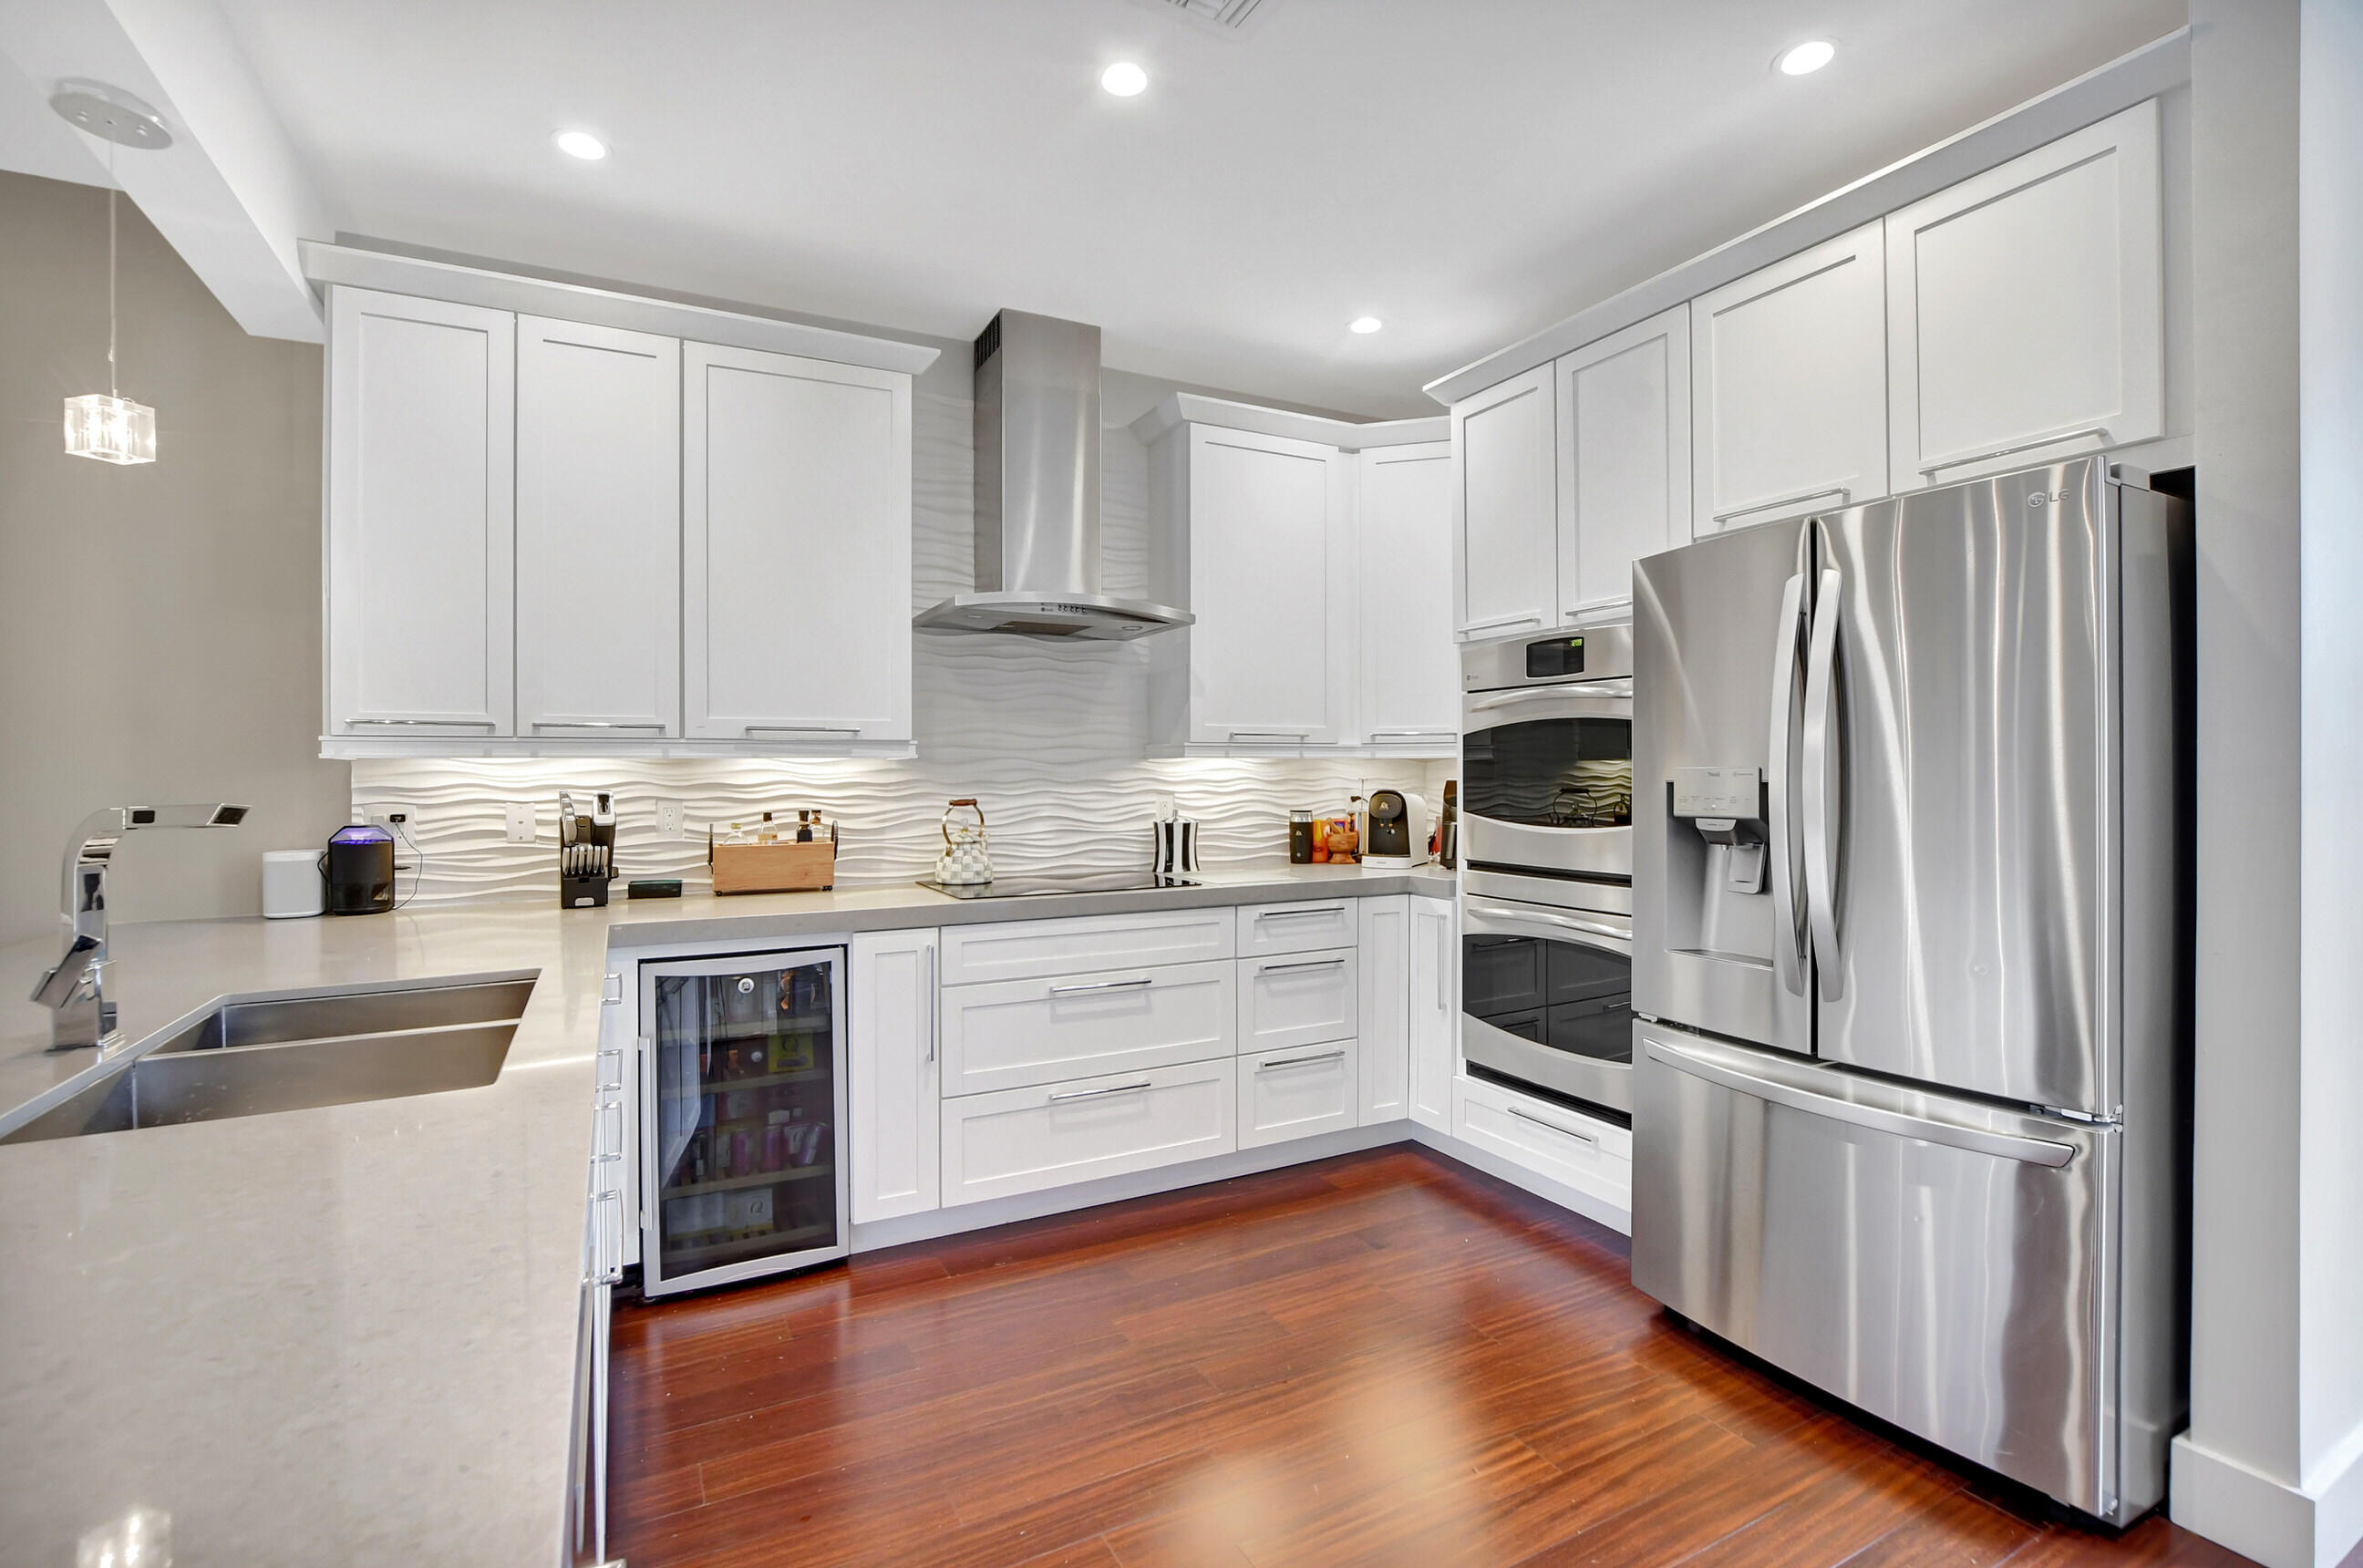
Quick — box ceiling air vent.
[1148,0,1276,36]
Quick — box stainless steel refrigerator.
[1628,455,2190,1524]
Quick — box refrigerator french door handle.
[1801,566,1845,1001]
[1766,571,1809,997]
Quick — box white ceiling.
[75,0,2191,416]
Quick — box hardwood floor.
[611,1147,2256,1568]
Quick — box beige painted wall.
[0,169,350,946]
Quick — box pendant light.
[52,82,171,466]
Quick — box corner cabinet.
[1451,364,1557,640]
[1886,98,2163,489]
[1357,442,1460,752]
[683,344,913,748]
[325,288,516,738]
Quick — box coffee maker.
[1361,789,1428,867]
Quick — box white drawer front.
[1238,1040,1359,1149]
[1239,948,1358,1053]
[1453,1074,1632,1210]
[940,960,1236,1097]
[940,908,1235,985]
[1235,899,1361,957]
[941,1059,1237,1206]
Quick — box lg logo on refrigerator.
[2028,490,2071,508]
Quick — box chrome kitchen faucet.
[30,804,248,1049]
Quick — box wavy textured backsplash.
[355,391,1452,903]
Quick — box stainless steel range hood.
[913,310,1191,640]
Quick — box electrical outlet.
[504,802,537,844]
[655,799,686,838]
[362,801,420,832]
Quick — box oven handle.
[1462,898,1632,956]
[1465,684,1632,717]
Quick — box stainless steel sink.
[2,976,535,1144]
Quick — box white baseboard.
[1409,1123,1633,1236]
[2172,1423,2363,1568]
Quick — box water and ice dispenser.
[1662,766,1775,965]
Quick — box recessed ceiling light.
[1100,61,1149,98]
[553,129,607,160]
[1776,39,1836,76]
[1349,316,1383,335]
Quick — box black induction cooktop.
[915,871,1203,900]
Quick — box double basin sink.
[3,975,535,1144]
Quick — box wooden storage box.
[709,838,836,894]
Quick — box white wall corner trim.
[2171,1428,2363,1568]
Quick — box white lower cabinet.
[1453,1072,1631,1212]
[1238,1040,1360,1149]
[941,1058,1237,1206]
[1236,899,1360,959]
[1357,896,1410,1125]
[1409,897,1457,1132]
[849,929,940,1223]
[940,960,1236,1097]
[1238,949,1357,1054]
[941,908,1235,986]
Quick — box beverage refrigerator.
[637,947,850,1297]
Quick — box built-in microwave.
[1460,625,1634,881]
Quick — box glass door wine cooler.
[638,947,849,1296]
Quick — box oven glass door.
[1463,695,1633,831]
[1462,931,1632,1065]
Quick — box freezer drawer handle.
[1506,1104,1598,1144]
[1049,1080,1155,1102]
[1641,1039,2078,1168]
[1919,423,2111,476]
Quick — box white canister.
[262,849,325,918]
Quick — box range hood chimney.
[914,309,1190,640]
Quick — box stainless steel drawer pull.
[744,724,862,737]
[1049,1080,1154,1102]
[531,720,666,732]
[1260,1049,1347,1070]
[1228,729,1312,741]
[1255,906,1345,921]
[1461,611,1544,633]
[1366,727,1457,738]
[344,717,497,728]
[1919,423,2111,476]
[1713,484,1849,524]
[1261,956,1347,974]
[1507,1104,1597,1144]
[1047,976,1155,995]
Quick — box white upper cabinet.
[1691,223,1888,534]
[1357,441,1458,749]
[325,288,515,737]
[515,317,681,738]
[1451,364,1557,640]
[1886,98,2163,489]
[1555,304,1689,621]
[683,342,913,746]
[1156,425,1354,748]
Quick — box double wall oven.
[1459,626,1636,1119]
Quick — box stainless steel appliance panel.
[1461,676,1634,881]
[1631,1023,2126,1520]
[1811,459,2114,1112]
[1460,892,1634,1115]
[1632,518,1813,1055]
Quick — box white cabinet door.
[1183,426,1353,747]
[683,342,913,743]
[1357,441,1460,751]
[515,317,681,738]
[1555,304,1689,622]
[940,1058,1236,1207]
[1409,896,1457,1132]
[1238,1039,1360,1149]
[325,287,515,737]
[1453,1072,1631,1220]
[849,929,939,1223]
[1691,223,1888,535]
[1238,949,1358,1055]
[1357,895,1410,1125]
[1887,99,2163,490]
[939,960,1236,1097]
[1452,364,1558,639]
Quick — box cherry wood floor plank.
[609,1148,2258,1568]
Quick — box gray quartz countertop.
[0,861,1450,1566]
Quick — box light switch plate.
[655,799,685,838]
[504,802,537,844]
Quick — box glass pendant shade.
[63,392,156,465]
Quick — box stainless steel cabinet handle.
[1366,727,1457,738]
[1507,1104,1597,1144]
[1714,485,1850,525]
[1047,975,1155,995]
[1461,611,1544,633]
[1259,956,1347,974]
[1766,571,1810,998]
[744,724,862,736]
[531,720,666,732]
[1801,567,1845,1001]
[1437,918,1450,1011]
[1919,423,2110,475]
[1259,1048,1347,1070]
[343,717,497,727]
[1255,905,1345,920]
[1228,729,1311,741]
[924,942,937,1065]
[1049,1079,1154,1102]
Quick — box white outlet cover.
[504,802,537,843]
[362,800,420,830]
[655,799,685,837]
